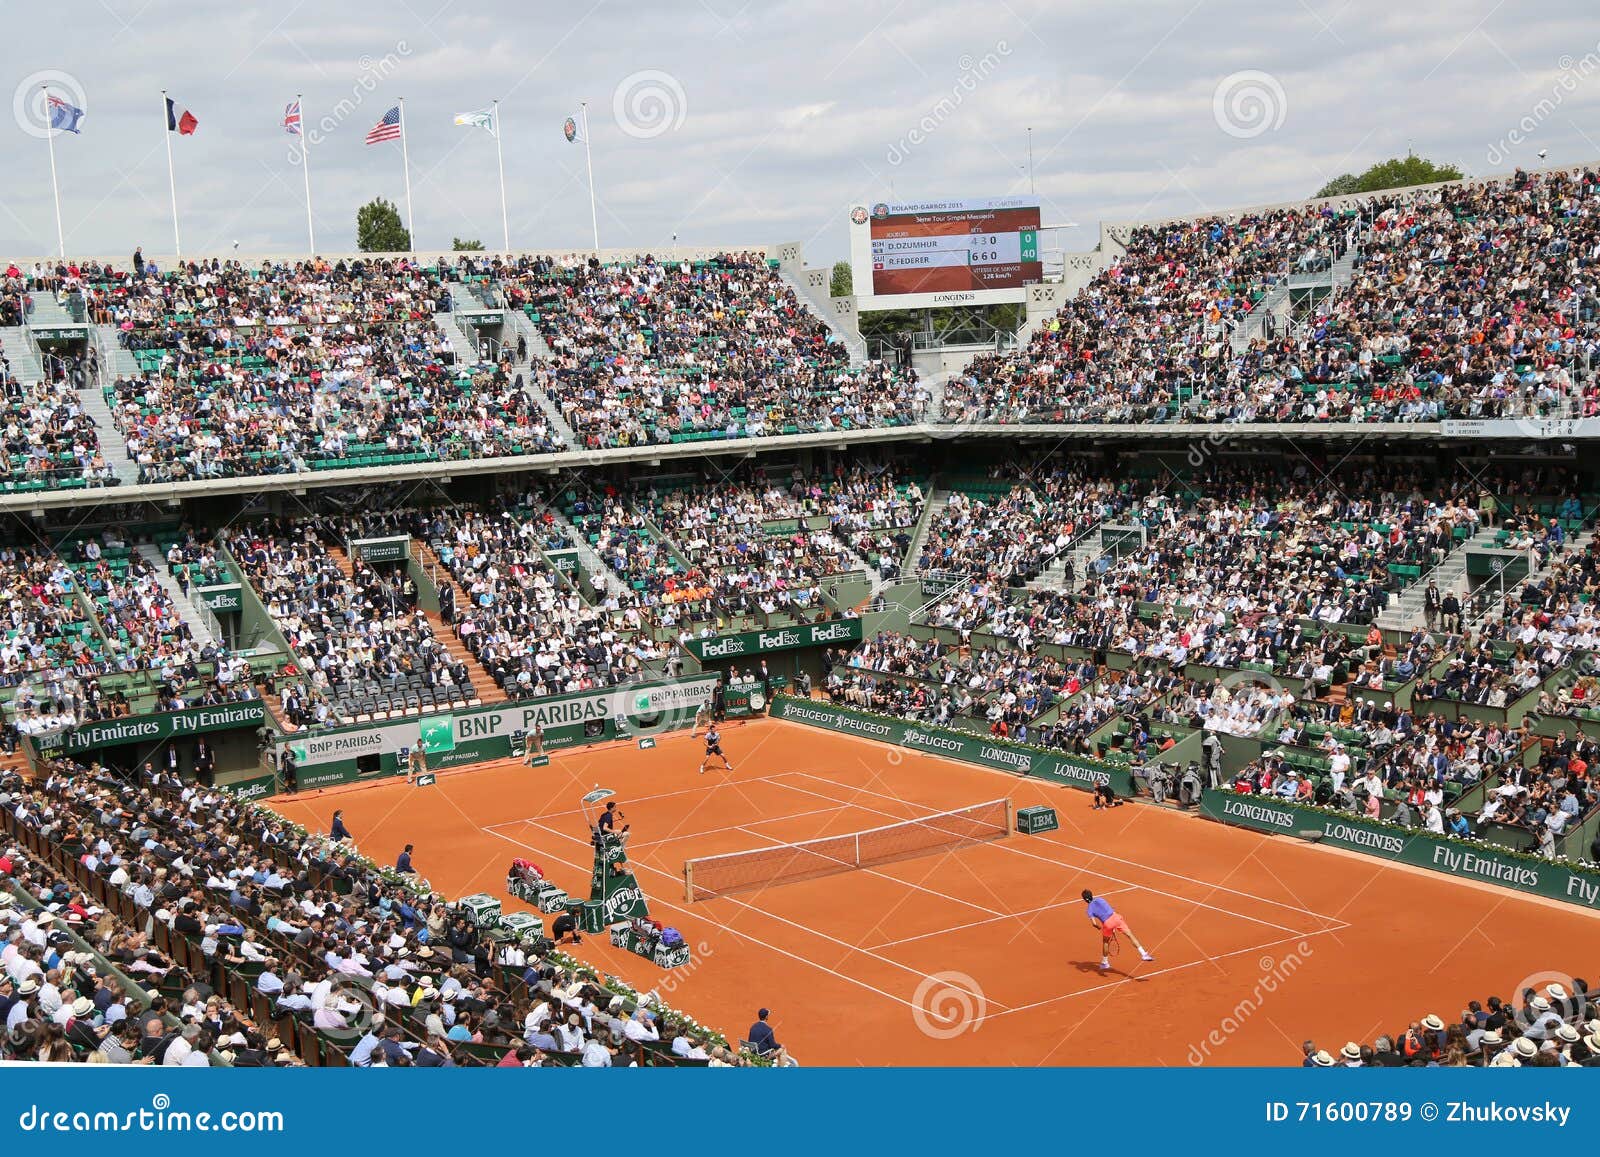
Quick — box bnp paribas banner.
[54,701,266,754]
[1199,790,1600,911]
[281,675,718,784]
[683,618,863,662]
[770,696,1133,795]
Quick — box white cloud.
[2,0,1598,263]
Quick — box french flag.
[165,96,198,135]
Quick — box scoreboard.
[850,196,1042,310]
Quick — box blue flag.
[47,94,84,134]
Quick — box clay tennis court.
[269,716,1600,1065]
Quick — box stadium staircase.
[903,487,951,571]
[24,292,79,327]
[134,544,221,648]
[545,507,631,601]
[0,327,44,384]
[435,292,486,365]
[94,324,142,379]
[1373,524,1504,631]
[500,308,580,448]
[1230,242,1364,354]
[79,382,141,486]
[412,539,509,705]
[775,267,868,366]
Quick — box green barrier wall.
[1199,789,1600,911]
[770,696,1135,795]
[281,675,719,788]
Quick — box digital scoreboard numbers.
[866,197,1042,297]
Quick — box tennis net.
[683,798,1012,901]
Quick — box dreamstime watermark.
[1186,941,1314,1064]
[886,42,1011,166]
[911,970,987,1039]
[612,70,687,139]
[1212,70,1288,140]
[15,1094,284,1133]
[13,69,87,140]
[287,43,412,164]
[646,940,714,999]
[1506,969,1585,1034]
[1486,46,1600,166]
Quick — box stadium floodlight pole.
[160,90,182,258]
[580,101,599,254]
[298,93,316,254]
[493,100,510,251]
[41,85,66,260]
[398,97,416,253]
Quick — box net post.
[683,860,694,904]
[1005,797,1015,836]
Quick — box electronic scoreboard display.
[866,197,1041,297]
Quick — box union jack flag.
[283,100,302,136]
[365,105,401,144]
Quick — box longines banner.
[1199,790,1600,910]
[281,675,718,787]
[683,618,863,662]
[55,701,267,754]
[770,696,1133,795]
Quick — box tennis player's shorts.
[1101,913,1129,939]
[706,744,724,756]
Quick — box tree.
[1314,173,1361,199]
[1315,155,1464,200]
[452,237,485,251]
[356,197,411,252]
[829,260,852,298]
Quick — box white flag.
[454,107,496,136]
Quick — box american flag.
[365,106,401,144]
[283,100,301,136]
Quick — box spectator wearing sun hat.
[1522,995,1563,1041]
[1308,1048,1335,1067]
[1338,1041,1364,1066]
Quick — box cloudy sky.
[4,0,1598,264]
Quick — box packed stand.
[503,252,924,447]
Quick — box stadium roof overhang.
[0,420,1560,514]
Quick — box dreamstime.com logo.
[612,70,687,139]
[1212,70,1288,139]
[1186,942,1314,1065]
[911,970,987,1039]
[13,69,87,140]
[287,44,411,164]
[16,1094,284,1134]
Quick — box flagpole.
[493,100,509,251]
[160,89,181,258]
[41,86,66,260]
[297,94,316,254]
[580,101,599,255]
[398,97,416,253]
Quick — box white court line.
[505,814,1014,1007]
[628,804,849,851]
[483,765,817,829]
[983,927,1344,1021]
[726,824,1010,919]
[777,770,1347,939]
[863,890,1135,950]
[769,720,1354,924]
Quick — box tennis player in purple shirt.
[1083,889,1154,971]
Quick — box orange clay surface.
[269,716,1600,1065]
